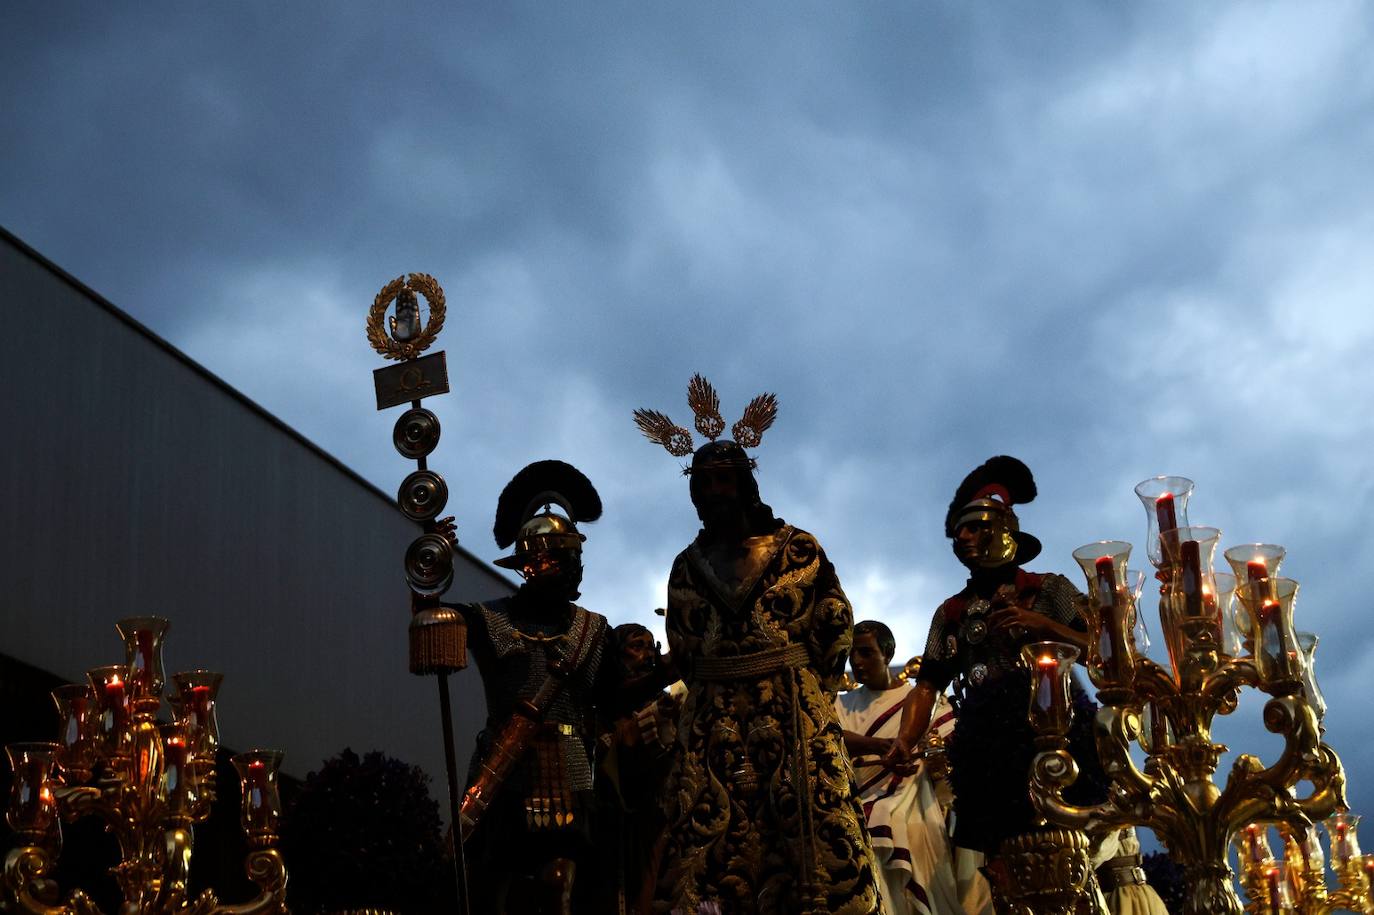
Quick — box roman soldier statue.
[435,460,615,915]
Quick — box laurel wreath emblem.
[367,273,447,361]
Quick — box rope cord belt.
[692,642,810,681]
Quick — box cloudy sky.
[6,2,1374,817]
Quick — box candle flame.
[109,674,122,687]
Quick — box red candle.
[1180,539,1203,616]
[1156,492,1177,533]
[1094,556,1116,611]
[1265,865,1282,910]
[1033,654,1060,716]
[1334,821,1351,864]
[165,735,189,805]
[248,759,267,792]
[1202,582,1220,629]
[1248,559,1277,602]
[189,686,212,736]
[165,735,188,769]
[104,675,127,731]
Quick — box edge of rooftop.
[0,223,516,595]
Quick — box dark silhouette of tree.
[281,748,448,914]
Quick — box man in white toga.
[835,620,991,915]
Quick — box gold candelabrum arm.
[3,846,104,915]
[1200,657,1258,715]
[196,849,288,915]
[1217,695,1346,836]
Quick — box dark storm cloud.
[6,0,1374,816]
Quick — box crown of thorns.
[634,375,778,470]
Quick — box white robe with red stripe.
[836,684,968,915]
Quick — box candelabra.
[1025,476,1346,915]
[4,617,287,914]
[1234,814,1374,914]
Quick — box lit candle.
[1156,492,1178,533]
[1094,556,1116,611]
[233,750,284,839]
[1034,654,1056,721]
[1334,819,1353,865]
[164,733,190,810]
[248,759,267,794]
[4,744,61,838]
[1247,558,1279,604]
[1023,642,1077,737]
[1265,865,1282,911]
[104,674,127,733]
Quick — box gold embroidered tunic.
[655,524,882,915]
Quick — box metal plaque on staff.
[374,351,450,410]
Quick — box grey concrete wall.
[0,229,513,789]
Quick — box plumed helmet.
[492,460,602,571]
[945,455,1042,567]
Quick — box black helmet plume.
[493,460,602,549]
[944,455,1037,538]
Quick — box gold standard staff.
[634,375,882,915]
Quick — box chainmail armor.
[474,599,607,801]
[922,572,1086,699]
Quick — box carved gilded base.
[985,829,1099,915]
[1180,862,1243,915]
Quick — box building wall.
[0,228,514,789]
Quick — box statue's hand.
[428,515,458,549]
[389,294,422,342]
